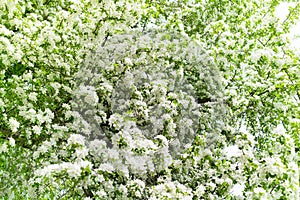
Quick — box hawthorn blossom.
[9,118,20,133]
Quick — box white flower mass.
[0,0,299,199]
[223,145,242,158]
[8,118,20,133]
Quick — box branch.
[197,97,212,104]
[282,68,300,100]
[101,32,110,47]
[225,69,237,89]
[142,18,148,33]
[257,38,266,47]
[82,187,94,198]
[282,3,300,26]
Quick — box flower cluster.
[0,0,299,199]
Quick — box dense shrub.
[0,0,299,199]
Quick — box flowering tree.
[0,0,299,199]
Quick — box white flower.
[273,124,286,135]
[77,160,92,169]
[130,179,146,189]
[23,71,32,80]
[89,139,107,153]
[207,182,216,191]
[84,91,98,106]
[28,108,36,116]
[96,190,107,197]
[44,108,54,122]
[28,92,38,102]
[67,134,86,146]
[0,143,8,153]
[9,117,20,132]
[99,163,114,173]
[0,98,4,107]
[124,57,133,66]
[254,187,266,194]
[9,137,15,147]
[155,135,168,147]
[223,145,242,158]
[230,183,245,197]
[74,147,89,159]
[15,87,25,96]
[95,174,105,183]
[250,51,261,62]
[78,86,99,106]
[0,25,13,35]
[36,108,54,124]
[62,103,70,109]
[66,163,81,178]
[36,114,44,124]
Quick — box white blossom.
[67,134,86,146]
[230,183,245,197]
[0,143,8,153]
[28,92,38,102]
[9,137,15,147]
[9,117,20,133]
